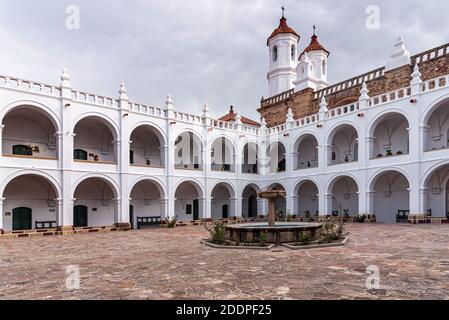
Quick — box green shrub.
[318,219,347,243]
[297,232,312,245]
[165,217,177,228]
[209,221,227,244]
[354,215,366,223]
[258,232,268,246]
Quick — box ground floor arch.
[370,170,410,223]
[294,180,319,217]
[211,182,237,219]
[72,177,119,228]
[129,179,166,229]
[328,176,359,217]
[1,174,60,231]
[242,184,260,218]
[423,163,449,219]
[174,180,204,222]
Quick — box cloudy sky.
[0,0,447,120]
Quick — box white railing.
[369,86,411,107]
[296,114,319,127]
[327,102,360,119]
[268,124,286,134]
[412,43,449,65]
[71,90,119,108]
[241,124,259,135]
[421,75,449,93]
[0,75,61,97]
[129,102,165,117]
[174,111,203,124]
[314,67,385,100]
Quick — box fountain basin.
[225,222,323,245]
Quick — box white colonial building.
[1,15,449,236]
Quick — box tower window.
[272,46,278,62]
[291,45,296,61]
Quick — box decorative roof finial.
[313,25,316,36]
[281,6,285,18]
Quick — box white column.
[320,193,333,216]
[200,197,210,220]
[323,145,332,167]
[111,198,119,225]
[366,136,375,160]
[286,195,296,215]
[0,197,5,232]
[160,199,168,220]
[366,191,375,216]
[291,151,299,170]
[230,197,240,218]
[0,125,4,161]
[257,198,268,216]
[290,195,299,215]
[56,198,63,227]
[167,197,176,220]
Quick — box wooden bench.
[137,216,161,229]
[396,210,410,223]
[35,221,57,230]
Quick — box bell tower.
[267,8,300,98]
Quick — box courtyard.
[0,224,449,300]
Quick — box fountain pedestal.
[258,190,286,227]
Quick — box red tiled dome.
[300,34,330,59]
[267,17,300,45]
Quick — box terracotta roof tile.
[218,106,260,127]
[300,34,330,58]
[267,17,300,45]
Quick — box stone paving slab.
[0,224,449,300]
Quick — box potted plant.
[386,149,393,156]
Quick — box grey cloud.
[0,0,447,120]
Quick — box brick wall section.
[258,55,448,127]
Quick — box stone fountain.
[224,186,322,246]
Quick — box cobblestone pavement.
[1,224,449,300]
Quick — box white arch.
[0,169,61,198]
[72,112,120,140]
[72,173,120,198]
[241,182,262,195]
[326,173,360,194]
[325,121,360,146]
[367,167,412,192]
[210,180,237,198]
[129,121,167,146]
[293,131,319,150]
[0,100,61,133]
[421,159,449,189]
[421,93,449,125]
[174,129,204,149]
[367,109,410,137]
[293,177,320,195]
[174,178,205,198]
[129,176,167,199]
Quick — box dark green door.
[193,199,199,221]
[74,149,88,160]
[13,145,33,156]
[12,207,32,231]
[222,204,229,219]
[129,205,134,229]
[74,205,88,227]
